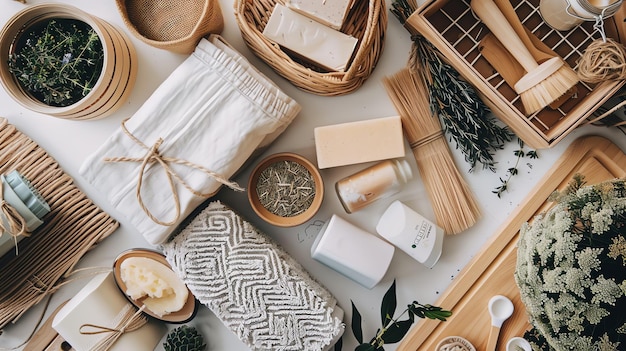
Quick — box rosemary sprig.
[390,0,514,172]
[492,138,538,197]
[413,36,514,172]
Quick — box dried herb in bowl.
[255,159,316,217]
[248,152,324,227]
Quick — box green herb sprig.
[492,138,538,197]
[347,280,451,351]
[413,36,514,172]
[8,18,103,107]
[391,0,514,173]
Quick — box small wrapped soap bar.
[314,116,405,169]
[286,0,354,29]
[0,170,50,257]
[52,272,166,351]
[263,3,358,72]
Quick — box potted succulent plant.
[0,3,136,120]
[163,325,207,351]
[515,175,626,350]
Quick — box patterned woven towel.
[162,201,344,351]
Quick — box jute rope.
[409,130,445,149]
[577,38,626,84]
[103,119,243,226]
[0,118,118,330]
[0,179,29,256]
[80,304,148,351]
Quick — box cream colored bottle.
[335,159,412,213]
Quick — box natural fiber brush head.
[514,57,579,115]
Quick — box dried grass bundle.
[383,68,480,234]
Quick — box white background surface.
[1,0,625,350]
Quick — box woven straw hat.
[116,0,224,54]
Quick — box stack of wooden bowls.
[0,3,137,120]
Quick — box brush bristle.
[520,65,579,115]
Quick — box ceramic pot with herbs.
[0,3,137,120]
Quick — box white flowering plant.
[515,175,626,351]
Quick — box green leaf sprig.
[492,138,538,197]
[350,280,451,351]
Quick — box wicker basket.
[116,0,224,54]
[234,0,387,96]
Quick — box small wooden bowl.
[248,152,324,227]
[435,336,476,351]
[112,248,197,323]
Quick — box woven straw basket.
[234,0,387,96]
[116,0,224,54]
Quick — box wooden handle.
[493,0,552,62]
[470,0,538,71]
[486,325,501,351]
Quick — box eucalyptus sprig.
[492,138,538,197]
[349,280,451,351]
[8,18,103,107]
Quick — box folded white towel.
[162,201,345,351]
[80,35,300,245]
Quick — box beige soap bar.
[314,116,405,169]
[286,0,354,29]
[262,3,358,72]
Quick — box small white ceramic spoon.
[506,337,532,351]
[486,295,514,351]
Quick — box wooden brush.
[383,68,480,235]
[471,0,579,115]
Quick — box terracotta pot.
[0,3,137,120]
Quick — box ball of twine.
[577,38,626,84]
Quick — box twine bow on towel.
[0,178,29,255]
[79,304,148,351]
[103,119,244,226]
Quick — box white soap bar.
[314,116,405,169]
[263,3,358,72]
[311,214,395,289]
[286,0,354,29]
[53,272,166,351]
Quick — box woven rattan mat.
[0,117,118,329]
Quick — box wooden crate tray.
[405,0,625,148]
[396,135,626,350]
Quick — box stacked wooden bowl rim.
[0,3,137,120]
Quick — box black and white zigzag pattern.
[162,201,344,351]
